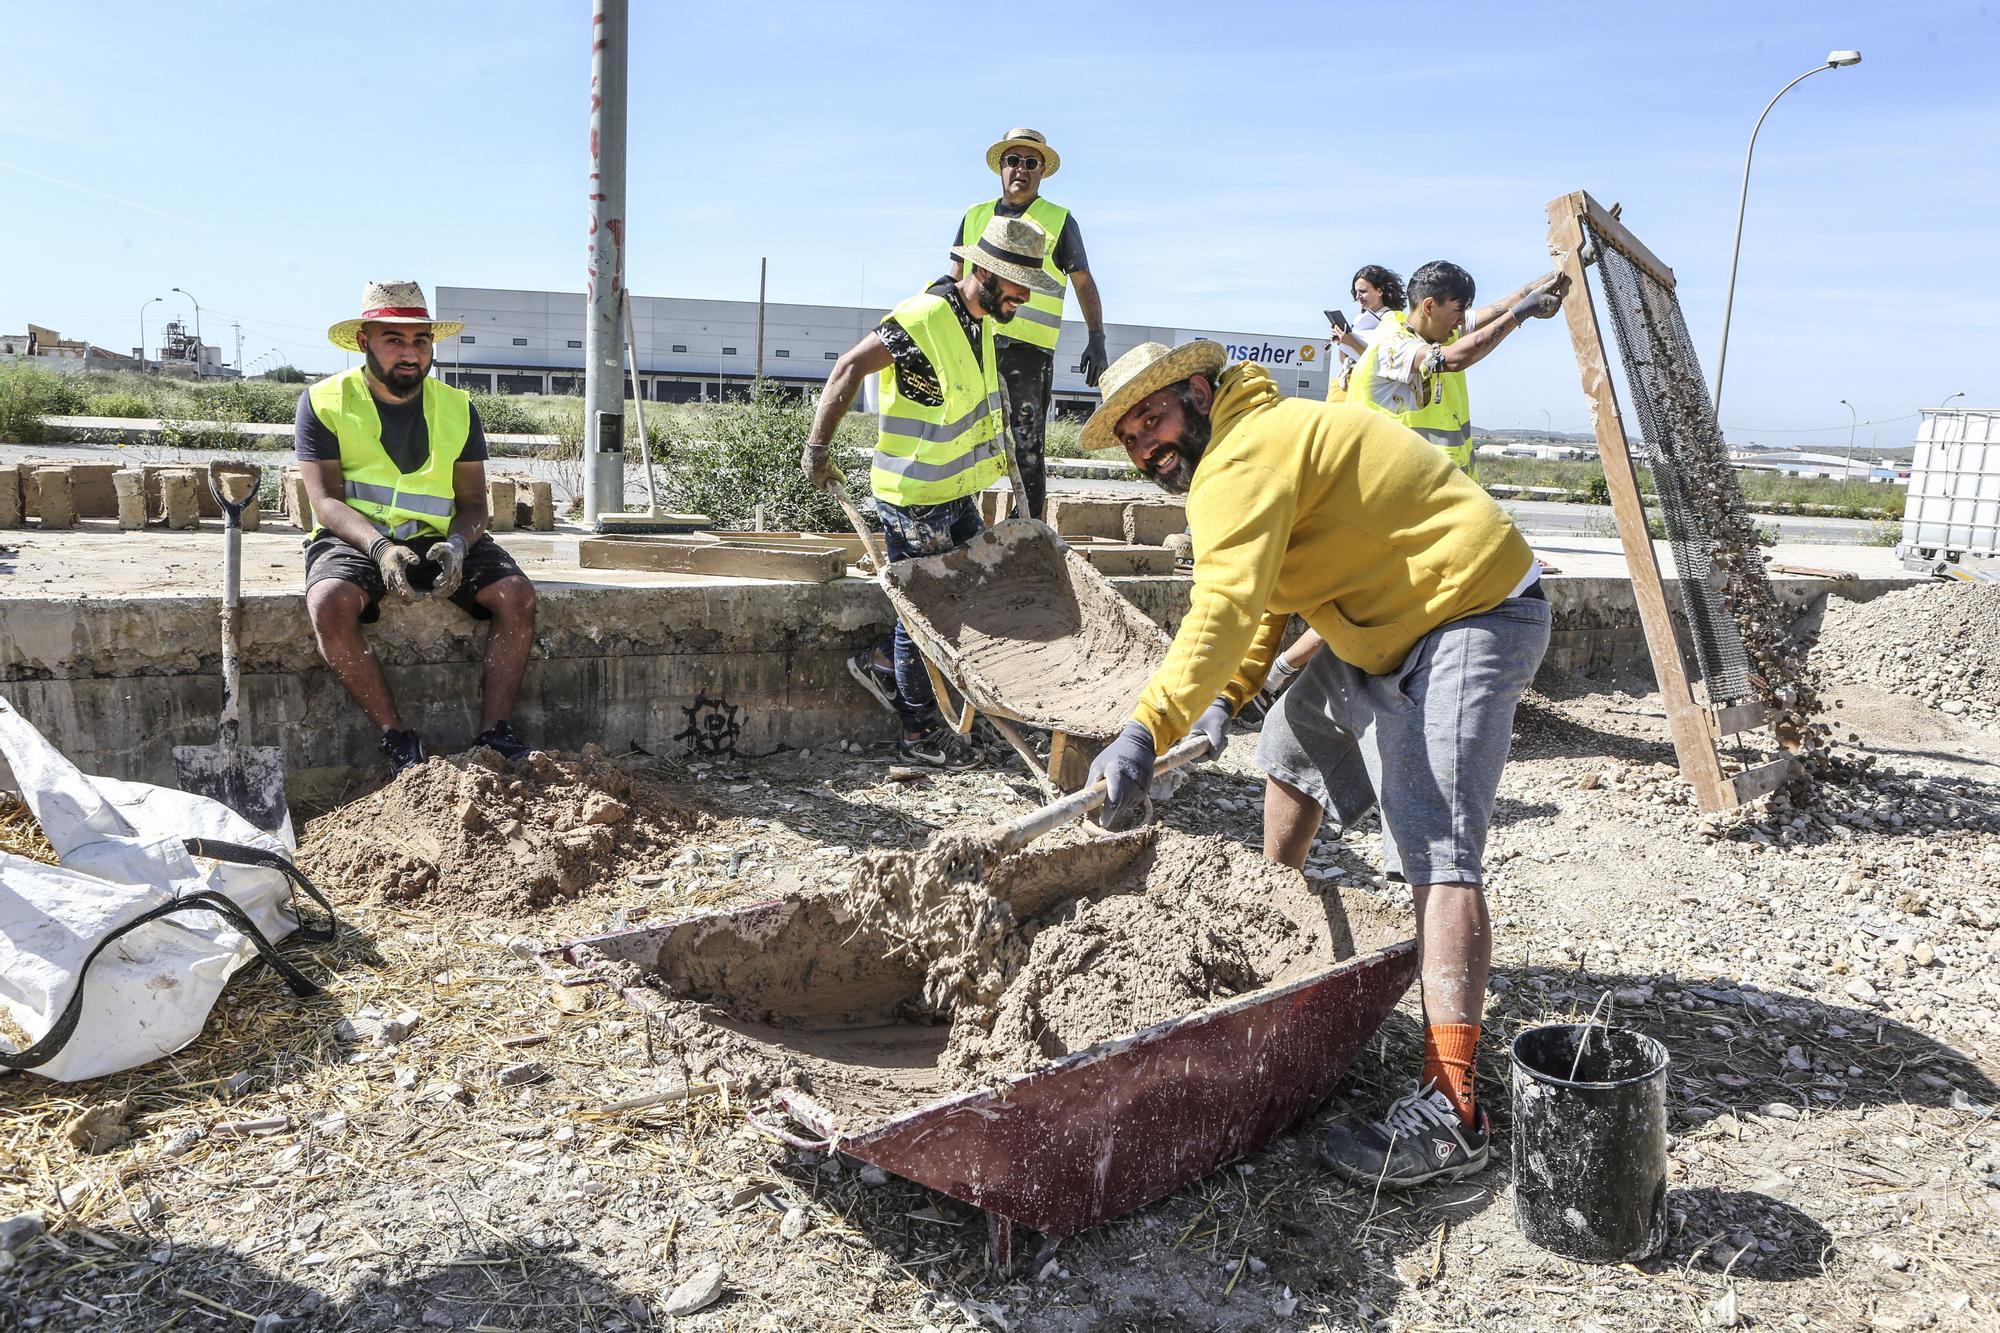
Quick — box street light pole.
[1839,398,1858,477]
[1712,50,1861,424]
[139,296,162,374]
[581,0,630,526]
[171,286,204,376]
[1541,408,1553,439]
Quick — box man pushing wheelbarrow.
[1078,332,1558,1189]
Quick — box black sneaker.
[847,651,900,715]
[898,725,980,770]
[474,720,532,761]
[381,728,428,774]
[1317,1083,1490,1189]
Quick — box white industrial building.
[434,286,1335,410]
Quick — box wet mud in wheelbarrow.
[560,827,1417,1266]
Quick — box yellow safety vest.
[960,196,1069,351]
[307,367,471,540]
[1346,310,1476,477]
[872,292,1006,506]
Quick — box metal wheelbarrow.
[555,831,1418,1272]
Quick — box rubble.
[1810,583,2000,728]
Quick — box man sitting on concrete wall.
[296,280,537,773]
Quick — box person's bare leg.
[474,575,537,731]
[1263,776,1323,870]
[308,580,402,730]
[1412,882,1491,1027]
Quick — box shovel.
[173,461,289,833]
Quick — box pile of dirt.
[297,746,707,914]
[1812,583,2000,727]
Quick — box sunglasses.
[1002,153,1043,171]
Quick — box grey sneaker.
[847,651,899,715]
[1318,1084,1490,1189]
[898,725,980,770]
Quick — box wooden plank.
[1723,755,1802,807]
[1071,544,1176,576]
[1767,562,1856,581]
[1549,191,1731,813]
[705,530,866,561]
[578,535,843,582]
[1709,699,1774,740]
[1579,192,1677,290]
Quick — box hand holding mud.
[1088,721,1157,831]
[370,537,421,601]
[429,534,469,600]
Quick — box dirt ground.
[3,654,1999,1331]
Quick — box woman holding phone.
[1326,264,1406,401]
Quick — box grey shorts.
[1254,596,1551,886]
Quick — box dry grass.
[0,795,57,864]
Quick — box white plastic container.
[1899,408,2000,567]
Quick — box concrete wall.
[0,570,1908,804]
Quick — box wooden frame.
[1547,190,1799,811]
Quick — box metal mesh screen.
[1584,219,1757,704]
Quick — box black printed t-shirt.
[294,383,488,474]
[872,278,984,409]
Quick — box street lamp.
[1541,408,1553,439]
[139,296,162,374]
[1839,398,1858,476]
[1937,390,1966,414]
[171,286,204,377]
[1712,50,1862,422]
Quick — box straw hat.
[985,127,1060,178]
[327,280,464,351]
[951,215,1064,296]
[1080,341,1228,452]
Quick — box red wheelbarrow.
[556,833,1417,1271]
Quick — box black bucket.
[1510,1023,1670,1263]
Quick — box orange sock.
[1422,1023,1481,1125]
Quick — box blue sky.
[4,1,1994,446]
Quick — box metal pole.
[1839,398,1857,476]
[1713,57,1857,422]
[755,257,766,383]
[174,287,203,377]
[582,0,629,526]
[140,296,160,374]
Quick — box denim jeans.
[874,494,986,730]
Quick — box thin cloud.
[0,159,215,233]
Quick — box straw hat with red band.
[327,279,464,351]
[949,215,1063,297]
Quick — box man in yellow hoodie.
[1080,340,1550,1189]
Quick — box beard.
[1142,402,1211,495]
[976,271,1016,323]
[366,344,428,395]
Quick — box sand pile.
[297,746,706,914]
[1812,583,2000,727]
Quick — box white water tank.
[1899,407,2000,567]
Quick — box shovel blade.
[172,743,289,833]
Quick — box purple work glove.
[1088,721,1156,832]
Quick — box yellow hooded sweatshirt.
[1131,362,1533,748]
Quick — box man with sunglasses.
[950,128,1108,520]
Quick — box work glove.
[1190,696,1233,762]
[370,537,421,602]
[1087,721,1156,832]
[429,533,469,601]
[800,442,844,488]
[1510,271,1571,323]
[1267,654,1303,696]
[1080,331,1111,387]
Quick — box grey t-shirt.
[294,383,488,474]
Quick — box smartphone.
[1324,309,1350,334]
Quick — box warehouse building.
[434,286,1333,411]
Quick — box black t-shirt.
[951,199,1088,274]
[872,277,985,409]
[294,382,488,473]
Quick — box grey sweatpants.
[1254,596,1551,885]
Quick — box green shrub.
[86,391,152,418]
[1585,470,1611,506]
[659,381,869,531]
[265,365,308,383]
[0,363,91,442]
[188,379,298,424]
[467,391,538,436]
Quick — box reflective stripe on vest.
[1347,311,1477,477]
[306,367,472,540]
[871,292,1006,506]
[960,196,1069,351]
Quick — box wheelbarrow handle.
[987,733,1212,858]
[822,478,888,572]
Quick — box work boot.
[380,728,428,775]
[897,724,980,770]
[1317,1083,1490,1189]
[473,720,532,761]
[846,650,900,715]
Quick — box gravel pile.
[1812,583,2000,727]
